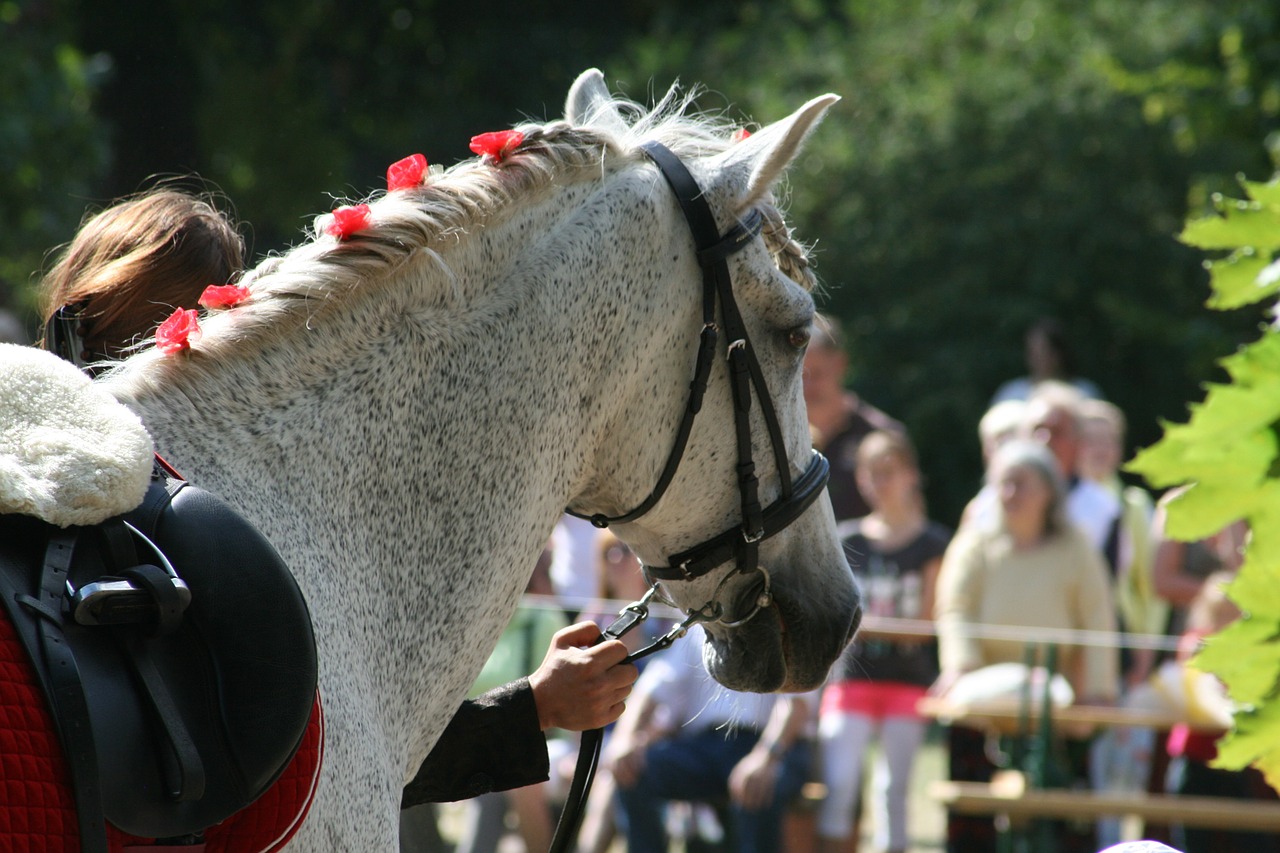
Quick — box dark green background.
[5,0,1278,523]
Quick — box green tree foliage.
[1129,177,1280,790]
[8,0,1279,526]
[613,0,1276,521]
[0,1,109,326]
[69,0,663,252]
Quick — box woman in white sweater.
[934,439,1119,853]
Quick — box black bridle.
[550,141,830,852]
[565,139,830,622]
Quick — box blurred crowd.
[423,315,1272,853]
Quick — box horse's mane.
[111,87,815,375]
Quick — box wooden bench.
[930,780,1280,833]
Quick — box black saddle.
[0,469,317,850]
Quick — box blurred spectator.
[935,439,1119,853]
[817,430,949,853]
[606,624,813,853]
[1077,398,1164,675]
[937,438,1119,703]
[576,531,676,853]
[990,316,1102,405]
[963,383,1124,565]
[977,399,1026,466]
[802,314,904,524]
[551,515,604,616]
[1023,383,1123,552]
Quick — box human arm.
[728,693,811,810]
[1151,535,1204,608]
[402,621,637,805]
[601,674,663,789]
[402,679,549,805]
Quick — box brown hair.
[856,428,918,471]
[855,429,926,512]
[39,188,244,362]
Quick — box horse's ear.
[565,68,630,136]
[714,94,840,213]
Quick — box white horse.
[97,69,860,849]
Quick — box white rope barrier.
[519,594,1185,653]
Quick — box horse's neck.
[103,180,678,773]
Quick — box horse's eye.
[787,326,811,350]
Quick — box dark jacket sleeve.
[401,677,550,806]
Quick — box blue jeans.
[614,727,810,853]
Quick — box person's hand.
[527,621,638,732]
[728,747,781,810]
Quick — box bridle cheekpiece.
[565,140,830,628]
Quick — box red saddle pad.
[0,613,324,852]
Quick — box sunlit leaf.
[1220,333,1280,386]
[1150,179,1280,794]
[1129,423,1275,490]
[1205,250,1278,309]
[1243,496,1280,572]
[1194,615,1280,706]
[1164,482,1270,540]
[1227,556,1280,619]
[1242,178,1280,210]
[1181,204,1280,252]
[1184,383,1280,441]
[1213,699,1280,789]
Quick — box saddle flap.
[1,477,318,840]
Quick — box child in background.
[817,431,950,853]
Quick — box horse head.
[563,70,861,693]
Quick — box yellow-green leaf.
[1227,557,1280,621]
[1164,483,1269,541]
[1220,332,1280,386]
[1242,177,1280,210]
[1194,615,1280,706]
[1146,180,1280,794]
[1181,204,1280,252]
[1214,699,1280,789]
[1128,424,1275,494]
[1206,250,1279,309]
[1241,486,1280,569]
[1185,383,1280,442]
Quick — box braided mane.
[125,89,815,370]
